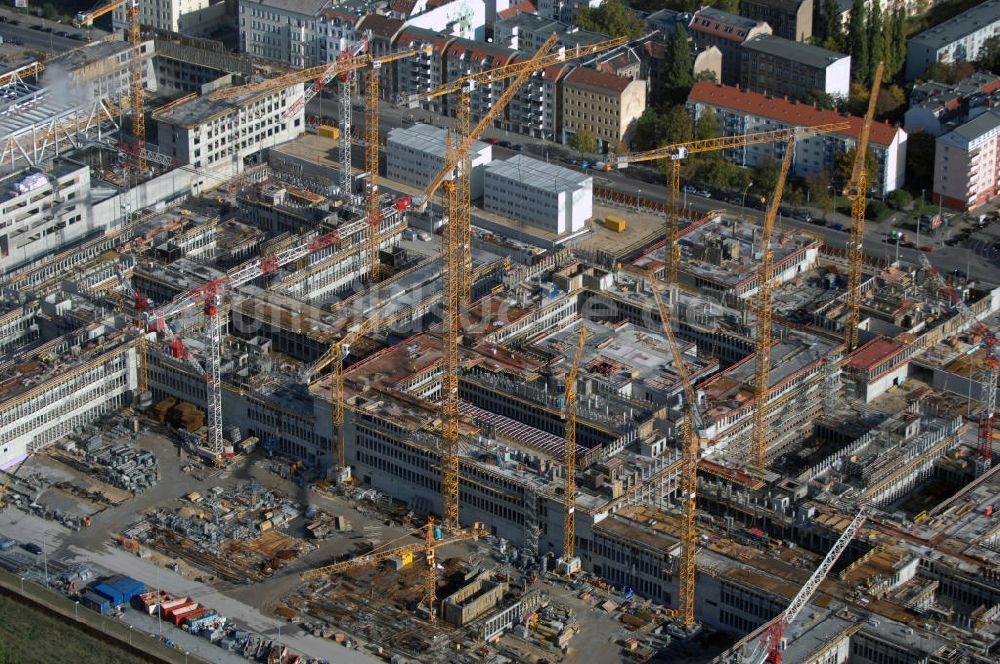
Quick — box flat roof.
[386,122,489,159]
[154,82,303,128]
[741,34,848,68]
[910,0,1000,49]
[484,154,590,192]
[241,0,331,15]
[939,110,1000,148]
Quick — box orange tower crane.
[844,62,884,352]
[749,137,795,469]
[407,35,628,301]
[74,0,146,172]
[651,283,701,627]
[605,123,849,283]
[559,324,587,572]
[440,129,462,529]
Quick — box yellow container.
[400,551,414,567]
[604,215,626,232]
[318,124,340,140]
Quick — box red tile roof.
[565,67,634,93]
[498,0,536,19]
[357,14,405,39]
[688,82,901,146]
[389,0,418,16]
[846,337,906,371]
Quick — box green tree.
[662,105,693,144]
[884,11,907,79]
[887,188,913,210]
[835,146,877,187]
[867,1,884,85]
[575,0,645,39]
[633,108,663,150]
[846,0,869,85]
[751,159,782,198]
[816,0,841,45]
[805,171,835,214]
[924,60,976,83]
[694,69,717,83]
[802,88,837,109]
[41,3,59,20]
[569,128,598,153]
[694,107,719,141]
[660,24,694,105]
[905,131,935,190]
[979,35,1000,74]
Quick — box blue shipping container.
[110,576,145,603]
[92,582,124,606]
[82,591,111,615]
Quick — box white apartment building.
[238,0,329,68]
[933,110,1000,211]
[0,162,94,274]
[317,8,364,66]
[394,27,453,114]
[483,155,591,235]
[386,123,492,198]
[404,0,486,40]
[113,0,224,34]
[687,82,907,195]
[153,84,306,174]
[905,0,1000,80]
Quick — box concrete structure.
[441,571,508,626]
[687,82,907,195]
[905,72,1000,137]
[843,337,911,402]
[385,123,492,198]
[113,0,225,35]
[739,34,850,100]
[561,67,646,151]
[153,84,306,172]
[933,110,1000,211]
[905,0,1000,80]
[688,8,772,85]
[738,0,811,41]
[483,155,592,235]
[238,0,328,68]
[404,0,486,40]
[0,162,94,274]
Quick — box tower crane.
[74,0,146,173]
[720,508,867,664]
[749,138,794,469]
[921,256,996,472]
[651,282,703,627]
[440,130,462,529]
[146,228,345,455]
[209,44,430,281]
[406,35,627,300]
[605,123,849,284]
[300,518,488,579]
[844,62,884,352]
[334,37,370,200]
[559,324,587,573]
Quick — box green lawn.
[0,593,149,664]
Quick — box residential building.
[153,83,306,173]
[561,67,646,151]
[739,34,850,100]
[404,0,487,40]
[356,14,406,100]
[687,82,907,195]
[905,72,1000,136]
[317,7,364,66]
[493,13,606,52]
[483,155,592,235]
[536,0,601,22]
[933,110,1000,211]
[905,0,1000,80]
[443,38,517,120]
[238,0,328,68]
[0,162,94,273]
[385,123,493,198]
[506,59,567,141]
[687,7,771,85]
[112,0,224,34]
[738,0,811,41]
[645,8,688,35]
[393,27,454,115]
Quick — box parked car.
[498,140,512,148]
[901,241,916,249]
[697,189,711,198]
[952,269,968,279]
[683,185,697,194]
[830,223,845,231]
[918,245,934,252]
[56,30,69,37]
[483,137,499,144]
[810,217,827,226]
[23,543,43,555]
[511,144,524,151]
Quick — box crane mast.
[749,137,795,468]
[651,284,700,626]
[844,62,884,352]
[441,130,462,530]
[559,325,587,572]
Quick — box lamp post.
[742,181,754,209]
[75,601,79,620]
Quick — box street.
[0,7,105,56]
[305,94,1000,285]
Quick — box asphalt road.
[0,8,104,57]
[308,95,1000,285]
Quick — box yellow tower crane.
[209,45,431,282]
[407,35,628,301]
[441,129,462,529]
[844,62,884,352]
[74,0,146,173]
[605,123,849,283]
[651,283,701,627]
[748,137,795,469]
[558,324,587,573]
